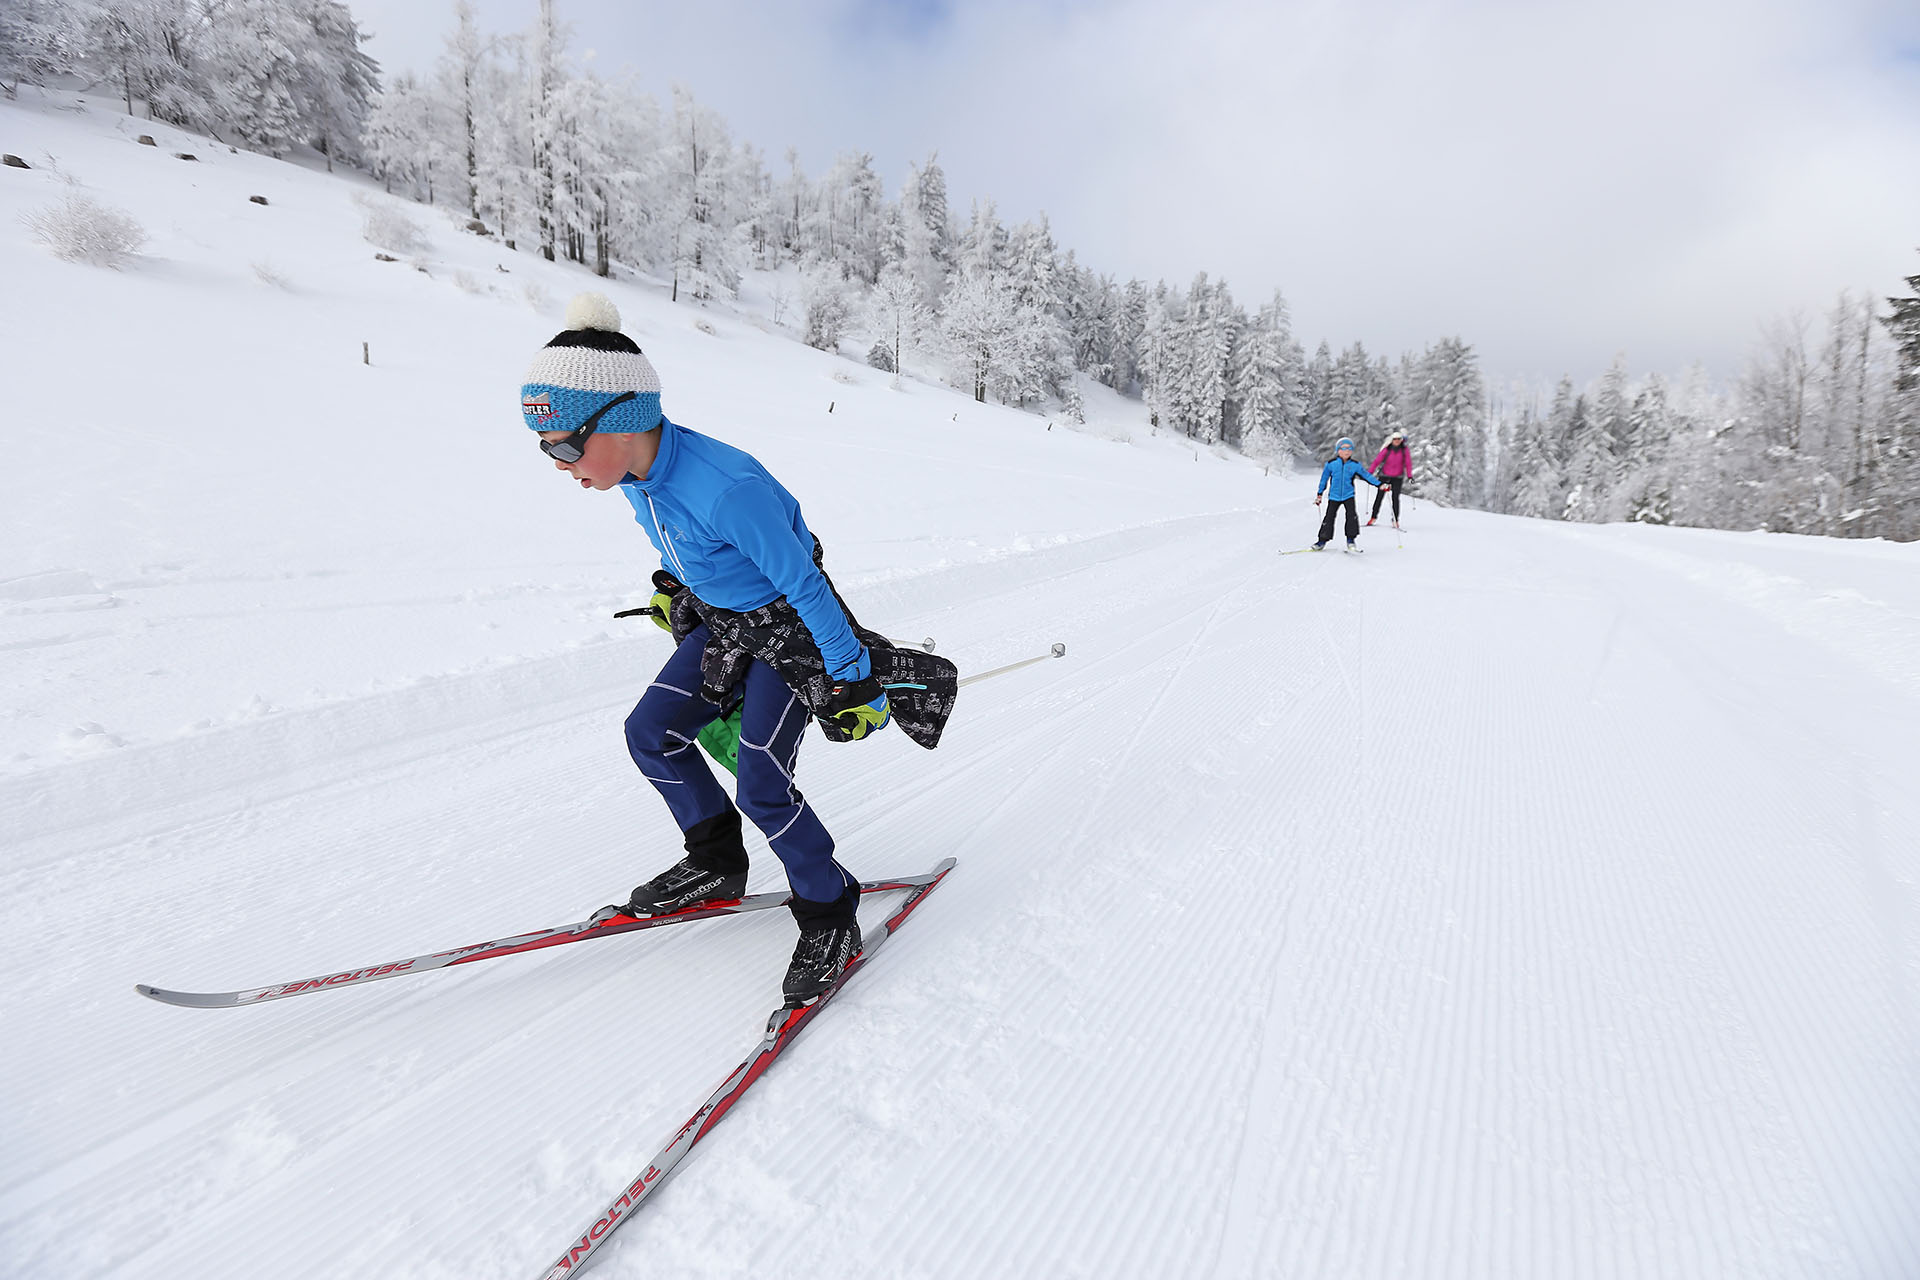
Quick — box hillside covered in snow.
[3,91,1919,1280]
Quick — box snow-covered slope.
[4,91,1919,1280]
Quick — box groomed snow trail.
[5,507,1919,1280]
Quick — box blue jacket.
[619,416,868,682]
[1316,456,1381,502]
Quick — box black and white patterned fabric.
[659,542,959,750]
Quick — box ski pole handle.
[959,643,1066,689]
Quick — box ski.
[136,868,948,1010]
[535,857,956,1280]
[1278,547,1323,556]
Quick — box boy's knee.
[733,755,796,822]
[624,698,675,756]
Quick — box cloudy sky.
[349,0,1920,386]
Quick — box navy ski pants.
[624,625,854,905]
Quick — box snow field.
[5,89,1920,1279]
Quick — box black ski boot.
[617,811,749,918]
[782,883,863,1006]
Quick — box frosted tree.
[1809,292,1883,521]
[1741,312,1812,451]
[999,301,1069,407]
[868,262,928,389]
[527,0,567,261]
[1,0,81,99]
[1507,407,1563,518]
[1543,377,1577,480]
[294,0,380,171]
[809,151,883,283]
[1170,274,1234,444]
[435,0,487,214]
[774,149,809,259]
[1876,263,1920,539]
[899,153,950,303]
[956,199,1006,279]
[1301,342,1333,454]
[1005,215,1060,313]
[1560,391,1612,522]
[1105,279,1149,394]
[1136,283,1181,431]
[550,73,632,275]
[801,260,850,351]
[202,0,310,155]
[1419,338,1486,506]
[82,2,179,118]
[79,1,208,115]
[1062,263,1118,384]
[665,85,742,300]
[1320,342,1372,456]
[1393,350,1428,472]
[1591,355,1633,467]
[941,268,1016,404]
[735,142,777,269]
[364,71,439,199]
[1612,375,1676,523]
[1887,252,1920,392]
[1231,289,1308,460]
[473,37,532,243]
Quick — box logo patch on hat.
[522,392,554,419]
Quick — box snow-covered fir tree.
[1231,290,1308,460]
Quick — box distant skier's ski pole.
[959,643,1066,688]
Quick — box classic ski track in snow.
[9,509,1919,1279]
[6,93,1920,1280]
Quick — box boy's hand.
[649,569,685,633]
[820,674,891,742]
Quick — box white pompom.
[564,291,622,333]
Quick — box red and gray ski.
[136,866,949,1009]
[536,856,955,1280]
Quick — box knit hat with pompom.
[520,292,663,434]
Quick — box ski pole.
[959,643,1066,688]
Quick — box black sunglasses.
[539,391,638,463]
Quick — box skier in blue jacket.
[521,293,955,1003]
[1313,437,1382,551]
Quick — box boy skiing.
[1313,437,1382,551]
[522,293,957,1004]
[1367,429,1411,528]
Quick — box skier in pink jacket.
[1368,430,1412,529]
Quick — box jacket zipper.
[645,491,691,582]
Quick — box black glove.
[649,570,693,636]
